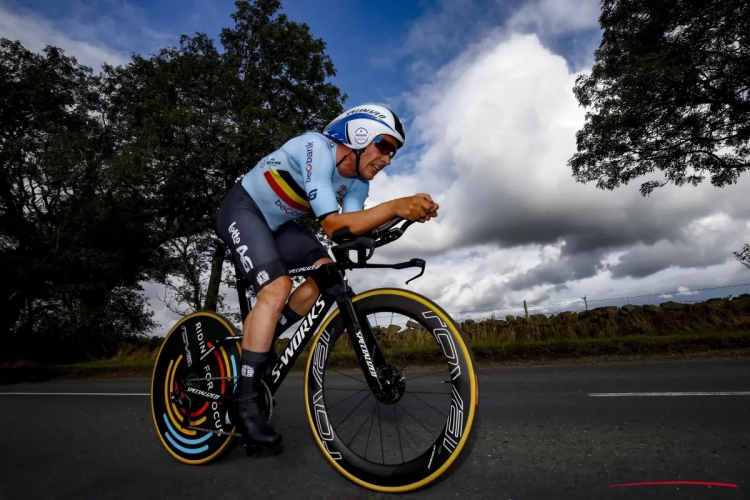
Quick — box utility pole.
[582,296,588,311]
[523,300,529,318]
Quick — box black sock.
[273,303,303,342]
[240,349,267,400]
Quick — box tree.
[735,244,750,269]
[0,39,159,362]
[104,0,346,317]
[569,0,750,269]
[570,0,749,196]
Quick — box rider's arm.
[303,140,395,241]
[319,181,394,241]
[319,201,397,242]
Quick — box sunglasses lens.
[374,136,397,158]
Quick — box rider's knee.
[256,276,292,311]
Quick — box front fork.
[332,286,390,395]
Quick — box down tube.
[265,293,337,395]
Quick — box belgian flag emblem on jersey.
[263,170,311,212]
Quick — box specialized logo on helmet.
[346,108,387,120]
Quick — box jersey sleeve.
[342,180,369,213]
[301,137,340,219]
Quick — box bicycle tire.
[150,310,242,465]
[304,288,480,493]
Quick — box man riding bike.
[216,103,439,455]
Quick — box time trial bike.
[149,217,480,493]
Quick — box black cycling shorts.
[216,181,330,293]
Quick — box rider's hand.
[392,194,439,223]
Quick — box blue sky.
[3,0,749,330]
[3,0,600,108]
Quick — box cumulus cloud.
[0,3,127,69]
[506,0,601,36]
[0,0,171,71]
[350,2,750,316]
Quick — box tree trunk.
[203,243,226,311]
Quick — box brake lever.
[405,258,425,285]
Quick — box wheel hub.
[375,364,406,404]
[185,372,201,389]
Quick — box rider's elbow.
[319,213,356,244]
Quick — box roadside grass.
[2,329,749,383]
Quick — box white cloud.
[0,0,172,71]
[347,17,750,319]
[0,2,128,70]
[507,0,601,36]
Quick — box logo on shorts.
[257,270,270,286]
[229,222,241,245]
[336,185,347,197]
[241,365,254,377]
[229,222,253,273]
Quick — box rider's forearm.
[320,201,396,241]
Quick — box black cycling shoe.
[237,393,283,457]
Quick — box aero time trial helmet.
[322,103,406,152]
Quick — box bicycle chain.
[187,426,243,437]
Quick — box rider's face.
[357,135,399,180]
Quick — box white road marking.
[588,392,750,397]
[0,392,149,396]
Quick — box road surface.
[1,358,748,499]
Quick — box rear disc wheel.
[150,311,242,465]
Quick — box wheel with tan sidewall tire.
[150,310,242,465]
[304,288,480,493]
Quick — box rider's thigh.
[216,182,288,294]
[273,221,331,269]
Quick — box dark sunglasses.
[373,136,398,158]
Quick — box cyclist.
[216,103,439,454]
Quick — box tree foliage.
[105,0,346,314]
[735,244,750,270]
[0,39,158,361]
[1,0,347,361]
[569,0,750,197]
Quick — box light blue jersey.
[240,132,370,231]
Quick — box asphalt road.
[1,358,749,500]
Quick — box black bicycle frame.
[223,227,425,398]
[228,261,383,396]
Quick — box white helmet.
[322,103,406,151]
